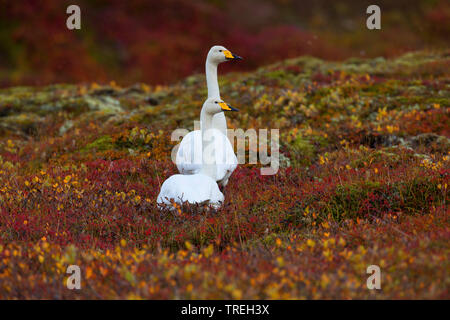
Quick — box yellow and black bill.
[219,102,239,112]
[223,50,243,61]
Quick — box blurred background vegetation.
[0,0,448,87]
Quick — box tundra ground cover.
[0,50,448,299]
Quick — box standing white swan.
[176,46,242,187]
[158,98,239,209]
[205,45,242,133]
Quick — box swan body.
[158,98,238,210]
[157,173,224,209]
[176,45,241,187]
[176,128,237,187]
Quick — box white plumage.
[157,98,238,210]
[175,45,241,187]
[176,128,237,187]
[157,173,224,210]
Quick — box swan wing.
[176,131,202,175]
[175,129,237,184]
[214,132,238,183]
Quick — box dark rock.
[146,97,159,106]
[409,133,450,153]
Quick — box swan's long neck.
[200,108,216,180]
[205,58,228,135]
[206,59,220,99]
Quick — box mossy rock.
[81,135,114,152]
[287,135,315,167]
[0,113,44,136]
[85,96,123,113]
[351,149,401,168]
[59,120,74,136]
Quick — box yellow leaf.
[86,267,93,279]
[275,238,282,247]
[306,239,315,248]
[203,244,214,258]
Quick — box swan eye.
[219,50,222,52]
[215,101,218,104]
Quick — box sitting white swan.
[158,98,239,209]
[176,45,242,187]
[157,174,224,210]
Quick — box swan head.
[207,45,243,64]
[203,97,239,115]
